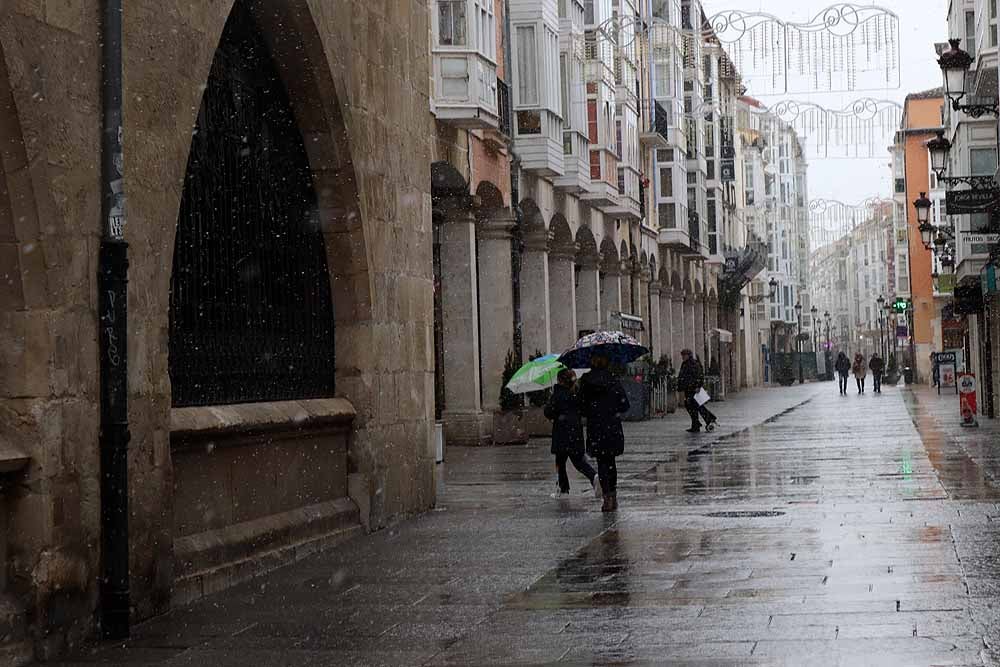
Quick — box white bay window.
[432,0,499,128]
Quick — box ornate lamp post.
[810,305,818,353]
[938,39,999,117]
[794,301,804,384]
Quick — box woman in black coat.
[834,352,851,395]
[579,355,630,512]
[544,369,597,496]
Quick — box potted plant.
[524,350,553,437]
[493,350,528,445]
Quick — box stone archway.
[474,181,515,413]
[575,227,601,335]
[159,0,379,607]
[518,199,552,355]
[548,214,577,352]
[600,238,622,320]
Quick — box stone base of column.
[441,410,493,446]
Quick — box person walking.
[869,353,885,394]
[579,354,630,512]
[852,352,867,394]
[835,352,851,395]
[544,369,598,498]
[678,349,717,433]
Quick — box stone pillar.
[601,263,623,328]
[548,245,579,353]
[575,256,602,334]
[672,292,686,363]
[638,269,651,347]
[649,282,662,358]
[477,215,516,412]
[685,294,697,356]
[694,295,706,362]
[520,229,552,356]
[439,201,487,445]
[660,288,674,363]
[620,263,633,317]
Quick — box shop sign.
[983,263,998,296]
[946,189,1000,214]
[896,325,908,337]
[958,372,979,428]
[961,233,1000,258]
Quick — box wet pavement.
[55,382,1000,666]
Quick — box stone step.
[172,497,361,606]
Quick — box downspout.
[505,0,523,364]
[98,0,130,639]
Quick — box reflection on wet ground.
[54,384,1000,666]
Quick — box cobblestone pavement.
[56,382,1000,666]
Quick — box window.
[516,26,537,105]
[966,11,976,59]
[970,147,997,175]
[585,0,594,24]
[560,54,570,122]
[517,110,541,135]
[439,0,467,46]
[659,166,673,197]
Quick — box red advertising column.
[958,372,979,428]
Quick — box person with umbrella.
[678,349,716,433]
[559,331,646,512]
[544,369,598,497]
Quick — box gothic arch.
[475,180,505,216]
[518,198,545,233]
[549,213,574,251]
[601,237,620,270]
[575,226,599,265]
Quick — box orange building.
[898,88,944,382]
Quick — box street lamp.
[926,131,952,177]
[768,276,778,298]
[938,38,1000,117]
[876,295,886,360]
[794,301,804,384]
[810,305,818,352]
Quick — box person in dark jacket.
[544,369,597,497]
[834,352,851,395]
[579,354,629,512]
[677,349,716,433]
[868,353,885,394]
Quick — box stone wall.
[0,0,436,657]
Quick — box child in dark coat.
[544,369,598,496]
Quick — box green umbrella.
[504,354,568,395]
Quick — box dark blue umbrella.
[557,331,649,368]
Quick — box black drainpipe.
[504,0,523,365]
[98,0,130,640]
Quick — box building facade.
[1,1,437,660]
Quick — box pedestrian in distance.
[678,349,717,433]
[869,353,885,394]
[835,352,851,395]
[579,354,630,512]
[544,369,599,498]
[852,352,867,394]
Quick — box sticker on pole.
[958,372,979,428]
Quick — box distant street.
[57,383,1000,666]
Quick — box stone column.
[696,295,707,362]
[686,294,697,358]
[649,282,662,358]
[601,263,623,328]
[660,288,674,363]
[477,215,516,412]
[672,292,686,363]
[638,269,651,347]
[620,263,633,317]
[575,255,602,334]
[548,244,579,353]
[439,201,487,445]
[520,229,552,356]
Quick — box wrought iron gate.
[169,3,335,407]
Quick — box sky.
[701,0,950,204]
